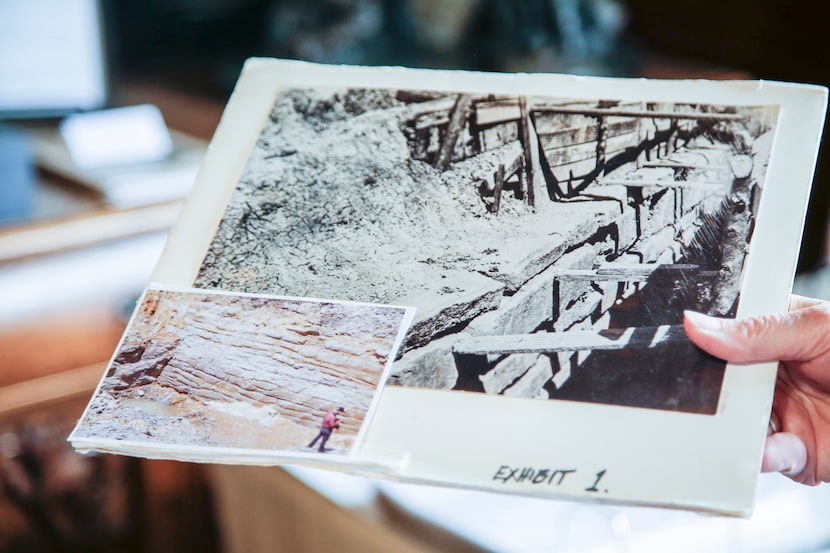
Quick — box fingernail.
[762,433,807,476]
[683,310,723,332]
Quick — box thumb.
[683,308,824,364]
[762,432,807,476]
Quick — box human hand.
[683,295,830,485]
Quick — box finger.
[761,432,807,477]
[683,310,789,363]
[789,294,825,312]
[683,308,830,364]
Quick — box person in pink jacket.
[684,295,830,485]
[308,407,345,453]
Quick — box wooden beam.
[504,151,523,179]
[534,118,638,146]
[453,325,687,356]
[475,100,521,126]
[414,112,450,131]
[641,161,729,170]
[548,157,598,185]
[405,96,457,121]
[531,105,745,121]
[595,179,729,190]
[553,263,719,281]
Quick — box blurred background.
[2,1,830,552]
[105,0,830,273]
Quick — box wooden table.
[0,81,480,553]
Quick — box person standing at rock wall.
[308,407,345,453]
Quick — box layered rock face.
[79,290,405,450]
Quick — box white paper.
[71,58,828,516]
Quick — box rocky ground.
[194,88,613,305]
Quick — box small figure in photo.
[308,407,345,453]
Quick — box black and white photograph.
[193,86,778,415]
[70,287,414,459]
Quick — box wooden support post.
[435,94,474,171]
[675,187,682,224]
[518,96,536,206]
[492,163,505,213]
[517,160,526,199]
[595,115,608,171]
[552,278,561,325]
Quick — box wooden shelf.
[0,200,181,264]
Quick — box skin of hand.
[683,295,830,485]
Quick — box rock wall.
[106,291,404,436]
[389,137,760,401]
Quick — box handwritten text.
[492,465,608,493]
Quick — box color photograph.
[70,287,413,458]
